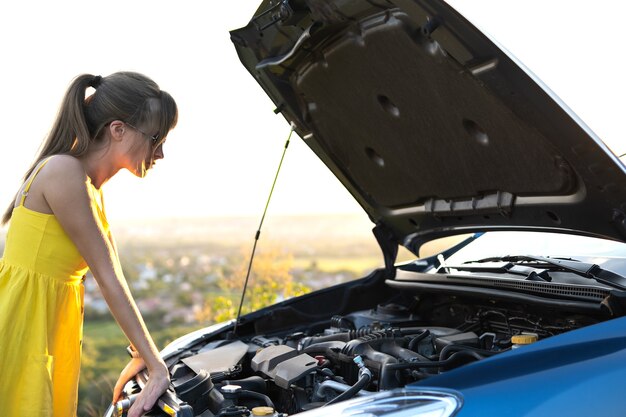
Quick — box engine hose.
[299,332,353,349]
[350,327,376,338]
[217,406,250,417]
[407,330,431,352]
[342,329,401,355]
[220,376,267,394]
[409,369,433,380]
[312,380,375,402]
[323,370,372,407]
[302,341,347,356]
[382,350,486,373]
[301,327,431,351]
[439,344,501,361]
[379,341,429,362]
[358,331,388,343]
[331,315,356,330]
[239,390,275,408]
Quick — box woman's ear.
[109,120,126,141]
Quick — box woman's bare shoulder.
[40,155,87,181]
[34,155,89,199]
[16,155,88,212]
[44,154,84,171]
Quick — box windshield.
[443,231,626,275]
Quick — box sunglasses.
[124,122,160,146]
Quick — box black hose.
[302,327,432,352]
[410,369,433,380]
[220,376,267,394]
[330,315,356,330]
[323,371,372,407]
[439,344,503,361]
[239,390,275,408]
[302,341,347,355]
[342,329,401,355]
[407,330,431,352]
[379,341,429,362]
[299,332,353,349]
[383,349,486,373]
[217,406,250,417]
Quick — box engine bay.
[126,289,602,417]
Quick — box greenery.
[195,246,311,323]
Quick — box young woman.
[0,72,178,417]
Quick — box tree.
[196,245,310,324]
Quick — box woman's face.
[123,122,165,177]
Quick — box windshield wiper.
[466,255,626,290]
[449,261,552,282]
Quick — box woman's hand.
[112,357,147,404]
[126,363,170,417]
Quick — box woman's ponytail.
[1,74,95,224]
[38,74,95,158]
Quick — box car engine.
[121,292,599,417]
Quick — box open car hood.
[230,0,626,253]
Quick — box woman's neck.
[78,147,121,189]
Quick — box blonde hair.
[2,72,178,224]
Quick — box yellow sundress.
[0,157,109,416]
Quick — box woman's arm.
[42,156,168,416]
[104,196,152,403]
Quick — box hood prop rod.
[232,122,295,336]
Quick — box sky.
[0,0,624,223]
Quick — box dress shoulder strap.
[19,156,54,206]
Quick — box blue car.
[106,1,626,416]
